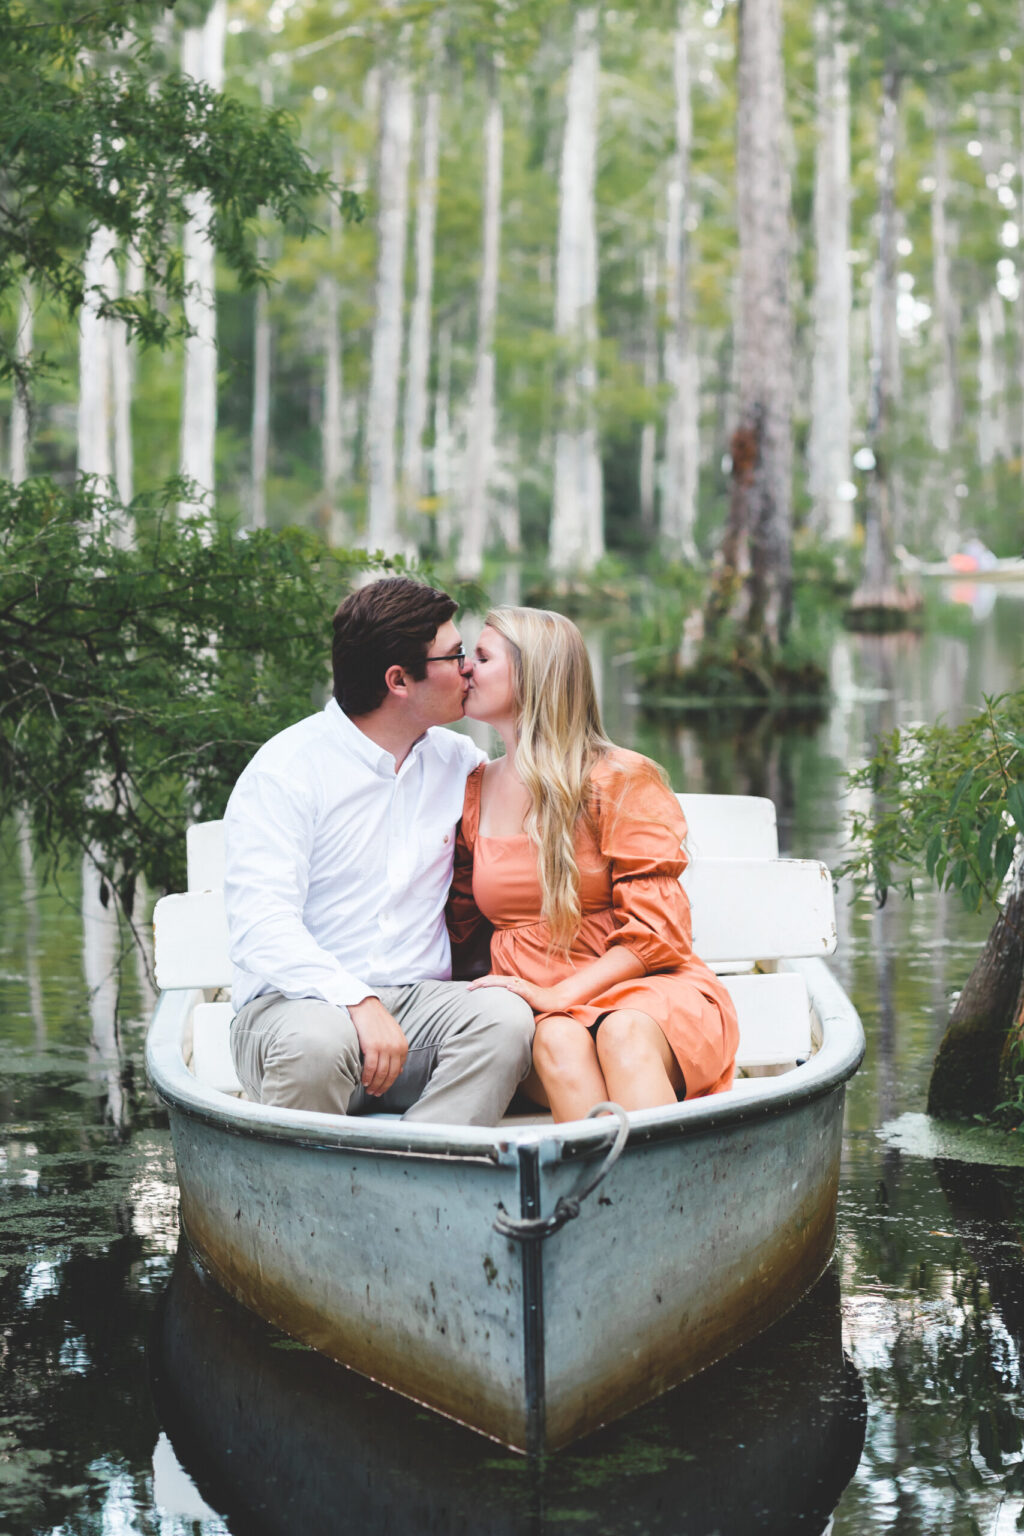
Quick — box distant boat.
[146,794,864,1453]
[897,543,1024,582]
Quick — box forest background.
[3,0,1024,1119]
[5,0,1024,586]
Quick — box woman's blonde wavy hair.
[484,606,615,951]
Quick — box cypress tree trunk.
[550,5,603,576]
[366,52,413,553]
[458,59,503,579]
[178,0,227,525]
[249,77,273,533]
[433,320,455,555]
[977,292,998,472]
[320,148,347,546]
[78,224,117,484]
[250,282,271,530]
[401,27,442,539]
[639,248,658,533]
[807,0,852,544]
[847,61,920,625]
[704,0,793,656]
[929,844,1024,1119]
[10,283,32,485]
[661,2,699,563]
[928,100,960,551]
[929,104,958,456]
[110,246,141,513]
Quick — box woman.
[448,606,738,1122]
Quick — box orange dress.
[448,749,739,1098]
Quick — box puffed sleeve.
[594,761,694,973]
[446,766,494,979]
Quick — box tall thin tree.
[400,19,443,540]
[704,0,793,656]
[807,0,852,544]
[366,46,414,553]
[10,284,32,486]
[550,5,603,575]
[848,54,919,622]
[459,55,504,579]
[178,0,227,524]
[662,2,699,562]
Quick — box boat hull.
[148,957,863,1452]
[151,1245,866,1536]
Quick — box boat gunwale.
[146,956,864,1166]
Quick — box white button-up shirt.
[223,699,486,1013]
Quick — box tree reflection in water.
[5,604,1024,1532]
[836,1152,1024,1534]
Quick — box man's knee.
[468,988,535,1063]
[259,1002,361,1102]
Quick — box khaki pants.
[230,981,534,1127]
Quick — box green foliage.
[843,692,1024,910]
[0,479,459,905]
[632,565,835,710]
[0,0,335,382]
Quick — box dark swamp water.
[3,588,1024,1536]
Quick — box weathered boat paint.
[146,957,864,1452]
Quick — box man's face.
[405,618,469,729]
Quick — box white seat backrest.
[184,798,780,894]
[683,858,836,964]
[676,794,778,860]
[187,820,226,892]
[154,890,231,990]
[154,854,836,997]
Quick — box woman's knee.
[595,1010,661,1071]
[533,1017,596,1078]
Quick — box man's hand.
[348,996,409,1096]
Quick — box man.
[224,577,534,1125]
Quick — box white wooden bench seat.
[154,796,835,1105]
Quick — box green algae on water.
[879,1112,1024,1168]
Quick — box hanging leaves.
[843,693,1024,912]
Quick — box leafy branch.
[842,693,1024,912]
[0,479,483,910]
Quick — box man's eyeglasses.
[424,648,466,664]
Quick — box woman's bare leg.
[595,1009,684,1110]
[531,1015,609,1122]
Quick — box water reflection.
[151,1245,865,1536]
[3,592,1024,1533]
[837,1146,1024,1533]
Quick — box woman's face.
[462,625,517,726]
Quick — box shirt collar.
[325,698,426,778]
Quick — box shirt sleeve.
[224,767,377,1010]
[595,765,694,973]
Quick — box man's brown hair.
[332,577,457,716]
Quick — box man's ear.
[383,663,408,698]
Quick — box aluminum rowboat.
[145,955,863,1454]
